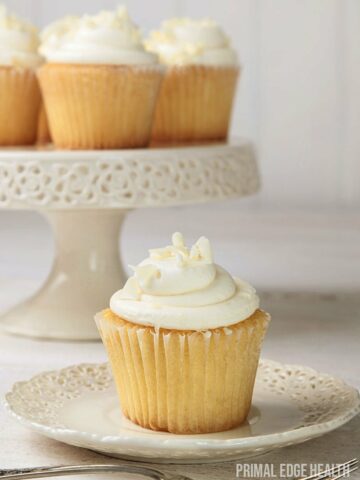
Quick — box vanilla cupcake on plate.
[0,5,42,145]
[145,18,239,143]
[38,7,163,149]
[96,233,270,434]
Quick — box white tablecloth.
[0,207,359,479]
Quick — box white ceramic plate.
[5,359,360,464]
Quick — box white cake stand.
[0,140,259,340]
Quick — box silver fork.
[0,458,357,480]
[300,459,358,480]
[0,464,190,480]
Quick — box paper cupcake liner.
[96,308,269,434]
[38,64,163,149]
[0,67,41,146]
[36,100,52,145]
[152,65,239,143]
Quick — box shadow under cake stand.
[0,140,259,340]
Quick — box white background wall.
[4,0,360,210]
[1,1,360,297]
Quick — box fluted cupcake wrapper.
[38,64,163,149]
[0,67,41,146]
[96,308,269,434]
[36,100,52,145]
[152,65,239,143]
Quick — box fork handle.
[0,464,173,480]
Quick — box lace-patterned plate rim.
[4,359,360,463]
[0,140,260,210]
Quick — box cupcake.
[38,8,163,149]
[96,233,270,434]
[145,18,239,143]
[0,5,42,145]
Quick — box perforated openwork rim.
[0,143,259,209]
[4,359,360,460]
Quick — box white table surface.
[0,204,359,480]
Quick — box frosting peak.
[145,17,238,66]
[40,6,158,65]
[123,233,215,298]
[110,233,259,330]
[148,232,212,267]
[0,4,42,68]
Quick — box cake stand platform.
[0,140,259,340]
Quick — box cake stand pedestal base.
[0,210,127,341]
[0,140,259,340]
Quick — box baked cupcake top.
[110,232,259,330]
[39,6,158,65]
[0,4,42,68]
[145,17,238,66]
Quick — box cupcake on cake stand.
[0,141,259,340]
[0,6,252,340]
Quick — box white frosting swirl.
[39,7,157,65]
[145,18,238,66]
[0,5,42,68]
[110,233,259,330]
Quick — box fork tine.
[329,465,358,480]
[301,459,358,480]
[318,460,358,480]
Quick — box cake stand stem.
[0,210,128,340]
